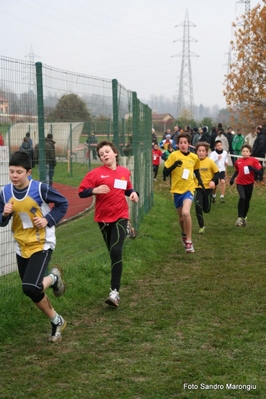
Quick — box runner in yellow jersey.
[163,133,205,253]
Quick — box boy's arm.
[41,184,69,226]
[163,160,183,177]
[230,170,238,185]
[194,169,205,190]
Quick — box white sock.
[49,273,57,286]
[50,313,60,325]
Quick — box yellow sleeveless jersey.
[2,180,56,258]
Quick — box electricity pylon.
[172,9,198,118]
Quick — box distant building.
[0,97,9,114]
[152,112,174,132]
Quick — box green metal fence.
[0,55,153,293]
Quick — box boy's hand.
[33,216,48,228]
[129,192,139,203]
[230,178,234,185]
[3,201,14,217]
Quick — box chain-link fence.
[0,56,153,297]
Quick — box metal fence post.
[35,62,46,182]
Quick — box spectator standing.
[226,127,235,164]
[245,129,257,149]
[152,128,158,147]
[34,134,56,186]
[232,128,245,164]
[0,133,4,146]
[251,125,266,181]
[209,126,218,151]
[215,129,229,152]
[86,131,98,160]
[198,126,210,143]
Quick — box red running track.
[53,182,94,223]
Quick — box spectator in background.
[252,125,266,181]
[245,128,257,149]
[34,134,56,186]
[171,125,180,144]
[226,127,234,162]
[162,128,172,140]
[152,128,158,147]
[215,129,229,152]
[191,127,200,147]
[25,132,34,166]
[198,126,210,143]
[0,133,4,146]
[26,132,33,148]
[159,134,176,150]
[86,131,98,160]
[232,128,245,165]
[19,137,31,156]
[209,126,218,151]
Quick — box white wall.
[0,147,17,276]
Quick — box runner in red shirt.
[152,143,162,181]
[78,140,139,308]
[230,144,262,227]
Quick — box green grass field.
[0,166,266,398]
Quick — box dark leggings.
[153,164,159,179]
[17,249,52,303]
[99,218,127,291]
[195,188,213,228]
[237,184,253,218]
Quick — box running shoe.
[199,227,205,234]
[105,289,120,308]
[185,241,195,254]
[50,266,66,297]
[126,220,136,239]
[235,217,243,227]
[48,315,66,342]
[220,197,225,203]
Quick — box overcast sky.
[1,0,263,109]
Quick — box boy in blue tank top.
[0,151,68,342]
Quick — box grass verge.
[0,168,266,398]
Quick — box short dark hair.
[176,132,191,144]
[47,133,53,139]
[9,151,32,170]
[215,140,222,145]
[96,140,119,163]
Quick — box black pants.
[195,188,213,228]
[99,218,127,292]
[153,164,159,179]
[237,183,253,218]
[17,249,52,303]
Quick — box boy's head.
[215,140,223,151]
[241,144,252,158]
[176,132,191,145]
[9,151,32,171]
[97,140,119,163]
[195,142,209,160]
[153,143,158,150]
[167,143,173,151]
